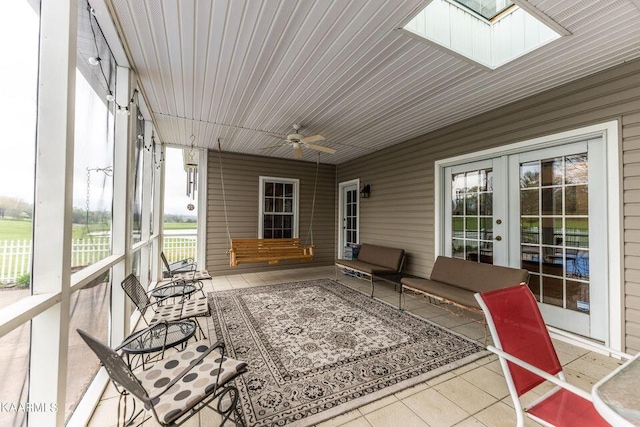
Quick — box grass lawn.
[163,222,197,230]
[0,218,111,241]
[0,218,33,241]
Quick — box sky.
[0,0,195,218]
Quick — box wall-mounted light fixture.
[360,184,371,199]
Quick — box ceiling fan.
[260,124,336,159]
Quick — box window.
[453,0,514,21]
[402,0,561,69]
[259,177,299,239]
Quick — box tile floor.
[88,266,623,427]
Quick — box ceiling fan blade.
[293,146,303,158]
[260,144,286,150]
[305,143,336,154]
[300,134,325,144]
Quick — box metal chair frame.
[77,329,246,426]
[121,274,208,339]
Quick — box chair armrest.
[148,340,226,400]
[487,345,593,402]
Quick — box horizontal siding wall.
[207,151,335,276]
[337,58,640,352]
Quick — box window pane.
[73,1,116,269]
[453,0,514,20]
[131,114,144,244]
[285,184,293,197]
[465,193,478,215]
[520,189,539,215]
[520,162,540,188]
[265,182,274,196]
[479,193,492,215]
[542,276,563,307]
[0,0,39,297]
[521,218,539,244]
[66,274,110,420]
[275,198,284,213]
[0,315,30,427]
[541,157,563,186]
[565,154,588,184]
[275,183,284,197]
[163,148,198,259]
[541,187,562,215]
[0,2,38,421]
[565,185,588,215]
[541,217,562,246]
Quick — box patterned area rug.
[208,279,486,427]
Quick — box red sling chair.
[475,284,631,427]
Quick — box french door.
[443,138,607,340]
[338,180,359,259]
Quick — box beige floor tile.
[454,417,487,426]
[552,339,590,358]
[394,382,430,400]
[316,409,362,427]
[483,359,505,377]
[580,351,625,370]
[474,401,542,427]
[364,401,429,427]
[433,376,497,414]
[451,322,486,341]
[564,356,616,381]
[402,388,469,426]
[357,395,398,415]
[340,417,374,427]
[451,361,480,376]
[460,366,510,399]
[429,314,473,329]
[410,305,449,319]
[426,370,456,386]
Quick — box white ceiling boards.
[106,0,640,164]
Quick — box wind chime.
[185,135,198,211]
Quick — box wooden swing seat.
[228,238,315,267]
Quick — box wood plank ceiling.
[106,0,640,164]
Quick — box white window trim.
[258,176,300,239]
[434,120,622,352]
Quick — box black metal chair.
[161,251,212,282]
[78,329,247,426]
[121,274,209,339]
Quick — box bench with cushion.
[335,243,405,296]
[400,256,529,343]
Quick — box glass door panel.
[338,181,359,259]
[509,139,606,340]
[445,159,505,265]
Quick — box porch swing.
[216,141,316,267]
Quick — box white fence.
[0,236,197,284]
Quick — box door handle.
[495,236,502,241]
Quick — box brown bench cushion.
[401,278,482,309]
[355,244,405,272]
[335,259,398,275]
[429,256,529,293]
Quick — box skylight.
[402,0,561,69]
[453,0,514,21]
